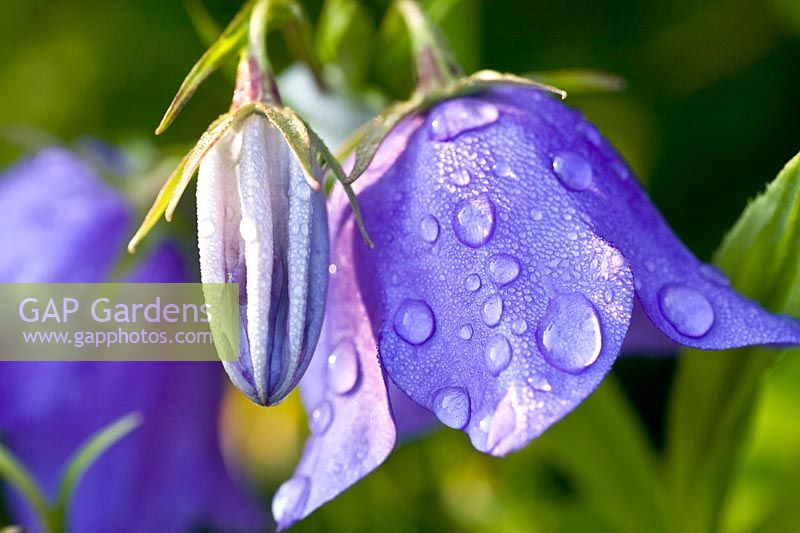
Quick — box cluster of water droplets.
[382,98,628,437]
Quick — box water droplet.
[459,324,473,340]
[530,209,543,221]
[699,264,730,287]
[552,152,593,191]
[484,334,512,375]
[537,293,602,373]
[613,161,630,180]
[328,264,338,275]
[433,387,471,429]
[465,274,482,292]
[604,288,614,303]
[511,318,528,335]
[528,375,552,392]
[327,341,360,395]
[419,215,440,243]
[658,284,715,338]
[481,295,503,327]
[394,299,436,345]
[567,231,578,241]
[453,194,496,248]
[493,159,515,178]
[309,401,333,433]
[485,254,520,286]
[578,121,603,147]
[294,180,312,200]
[449,168,471,186]
[239,218,258,242]
[272,476,310,526]
[197,219,215,238]
[429,99,499,141]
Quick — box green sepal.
[525,68,626,95]
[155,0,256,135]
[131,101,373,251]
[345,69,565,186]
[254,103,374,247]
[664,151,800,533]
[127,154,187,253]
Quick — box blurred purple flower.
[0,148,264,532]
[273,87,800,528]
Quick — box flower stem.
[232,0,281,109]
[394,0,463,94]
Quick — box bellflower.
[272,86,800,528]
[196,108,329,407]
[0,148,263,532]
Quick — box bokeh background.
[2,0,800,531]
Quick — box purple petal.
[484,85,800,349]
[272,187,395,531]
[0,147,131,282]
[352,94,635,456]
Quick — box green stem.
[394,0,463,93]
[232,0,280,109]
[0,443,51,532]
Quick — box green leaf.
[155,0,255,134]
[184,0,223,48]
[53,413,143,531]
[525,69,626,95]
[0,443,50,532]
[536,378,668,533]
[664,151,800,533]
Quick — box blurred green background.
[2,0,800,531]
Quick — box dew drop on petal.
[493,159,515,178]
[578,121,603,147]
[552,152,593,191]
[239,218,258,242]
[464,274,482,292]
[198,219,215,238]
[485,253,520,286]
[394,299,436,345]
[453,194,496,248]
[433,386,471,429]
[658,284,715,338]
[699,264,730,287]
[459,324,473,340]
[537,293,602,373]
[530,209,543,221]
[272,476,310,526]
[613,161,631,180]
[481,295,503,327]
[309,401,333,434]
[528,374,552,392]
[511,318,528,335]
[327,341,361,395]
[484,334,513,375]
[429,99,499,141]
[419,214,440,243]
[449,168,471,186]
